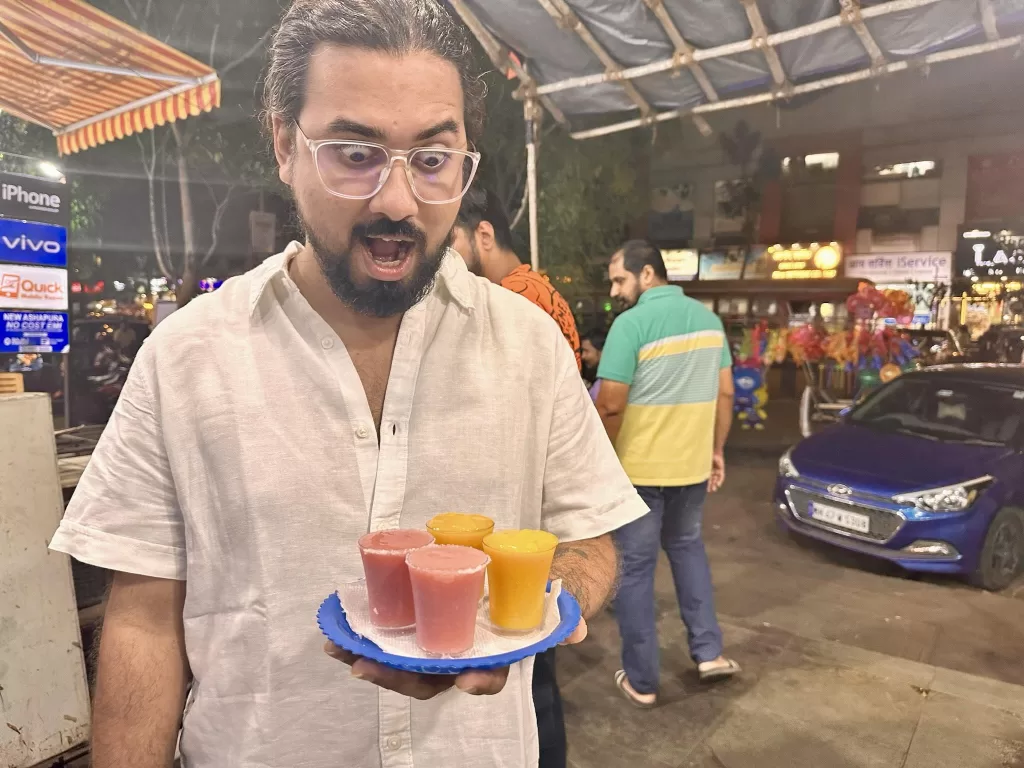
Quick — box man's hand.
[325,643,509,699]
[708,451,726,493]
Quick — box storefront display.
[845,251,951,326]
[767,242,842,280]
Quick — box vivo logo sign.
[2,234,62,254]
[0,219,67,267]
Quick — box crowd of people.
[48,1,738,766]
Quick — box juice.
[407,545,489,654]
[426,513,495,598]
[358,529,435,628]
[426,513,495,549]
[483,530,559,631]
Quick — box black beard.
[302,216,450,318]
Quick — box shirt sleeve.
[720,329,734,369]
[49,341,185,580]
[540,344,649,543]
[596,315,641,385]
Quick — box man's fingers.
[324,641,359,666]
[454,666,510,696]
[351,657,455,700]
[559,617,588,645]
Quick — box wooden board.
[0,394,91,766]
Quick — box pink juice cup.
[358,529,435,628]
[406,545,490,655]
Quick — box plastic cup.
[406,545,489,654]
[483,530,559,631]
[426,513,495,598]
[426,513,495,549]
[358,529,435,628]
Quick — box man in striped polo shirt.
[595,240,739,708]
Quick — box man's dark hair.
[618,239,668,281]
[262,0,485,143]
[456,187,515,252]
[583,328,607,351]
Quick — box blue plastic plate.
[317,586,581,675]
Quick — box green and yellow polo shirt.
[597,285,732,487]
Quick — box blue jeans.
[613,483,724,695]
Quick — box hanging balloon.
[879,363,901,383]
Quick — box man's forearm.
[714,393,733,453]
[91,576,191,768]
[549,533,619,619]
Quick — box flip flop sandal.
[614,669,657,709]
[698,658,741,683]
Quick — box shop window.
[858,158,941,252]
[779,152,838,244]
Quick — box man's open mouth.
[361,234,416,281]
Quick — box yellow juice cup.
[483,529,559,631]
[426,513,495,549]
[427,513,495,599]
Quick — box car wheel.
[971,508,1024,591]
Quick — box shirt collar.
[248,242,475,320]
[637,284,683,306]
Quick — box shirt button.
[387,736,401,750]
[355,425,369,440]
[321,338,334,350]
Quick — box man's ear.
[641,264,655,286]
[272,115,296,187]
[475,220,497,252]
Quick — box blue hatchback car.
[774,365,1024,590]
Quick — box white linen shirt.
[50,243,647,768]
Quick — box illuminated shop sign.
[768,242,842,280]
[956,229,1024,281]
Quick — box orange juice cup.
[427,513,494,598]
[358,529,435,628]
[426,513,495,549]
[483,530,559,632]
[407,545,489,655]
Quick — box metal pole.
[569,33,1023,140]
[533,0,944,97]
[525,98,540,271]
[62,355,71,427]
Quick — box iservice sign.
[0,219,68,267]
[0,264,69,310]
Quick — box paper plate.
[316,586,582,675]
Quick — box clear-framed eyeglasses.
[296,125,481,205]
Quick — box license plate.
[810,502,870,534]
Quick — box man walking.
[595,240,738,708]
[453,187,581,370]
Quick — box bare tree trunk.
[138,131,175,282]
[172,123,200,308]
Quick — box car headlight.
[779,448,799,478]
[893,476,994,513]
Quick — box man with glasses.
[49,2,647,768]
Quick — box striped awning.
[0,0,221,155]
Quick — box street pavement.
[559,427,1024,768]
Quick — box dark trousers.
[533,647,566,768]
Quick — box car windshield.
[849,376,1024,446]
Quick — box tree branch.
[219,28,272,77]
[202,185,236,267]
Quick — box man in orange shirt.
[453,188,582,370]
[452,187,580,768]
